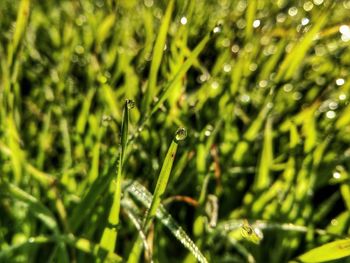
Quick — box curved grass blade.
[1,182,58,232]
[298,239,350,263]
[124,180,208,263]
[100,99,132,252]
[127,128,190,263]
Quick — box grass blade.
[127,128,187,263]
[124,180,208,263]
[298,239,350,262]
[142,0,175,113]
[100,99,133,252]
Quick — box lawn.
[1,0,350,262]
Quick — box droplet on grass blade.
[175,128,187,141]
[126,99,135,110]
[240,220,264,244]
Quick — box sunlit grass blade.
[276,11,328,81]
[254,117,273,191]
[7,0,30,67]
[100,99,133,252]
[142,0,175,113]
[298,239,350,263]
[127,128,188,263]
[124,180,208,263]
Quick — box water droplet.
[331,219,338,226]
[249,63,257,72]
[236,19,246,29]
[339,25,350,41]
[240,221,263,244]
[329,101,338,110]
[126,99,135,110]
[333,171,341,179]
[313,0,324,5]
[259,80,268,88]
[253,19,261,28]
[198,73,210,83]
[75,45,85,54]
[301,18,310,26]
[144,0,154,7]
[336,78,345,86]
[221,38,230,47]
[231,44,240,53]
[303,1,314,11]
[276,13,287,23]
[223,63,232,73]
[240,94,251,103]
[212,25,222,34]
[211,81,219,89]
[75,15,87,26]
[326,110,336,119]
[293,92,302,100]
[180,16,187,25]
[28,237,35,243]
[288,7,298,17]
[283,83,293,92]
[204,125,214,137]
[102,115,112,126]
[339,93,347,101]
[175,128,187,141]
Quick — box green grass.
[1,0,350,262]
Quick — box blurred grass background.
[1,0,350,262]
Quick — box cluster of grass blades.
[2,0,350,262]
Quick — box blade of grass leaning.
[254,117,273,191]
[7,0,31,67]
[245,0,257,40]
[276,11,328,81]
[1,182,58,232]
[99,99,133,252]
[298,239,350,263]
[127,128,188,263]
[141,0,175,113]
[124,180,208,263]
[0,235,123,262]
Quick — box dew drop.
[144,0,154,7]
[283,83,293,92]
[301,18,310,26]
[276,13,287,23]
[240,94,251,103]
[223,63,232,72]
[331,219,338,226]
[288,7,298,17]
[336,78,345,86]
[28,237,35,243]
[211,81,219,89]
[333,171,341,179]
[339,93,347,101]
[102,115,112,126]
[253,19,261,28]
[329,101,338,110]
[212,25,222,34]
[303,1,314,11]
[180,16,187,25]
[175,128,187,141]
[313,0,324,6]
[231,44,240,53]
[326,110,336,119]
[126,99,135,110]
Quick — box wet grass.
[1,0,350,262]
